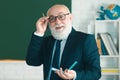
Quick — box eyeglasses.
[48,13,70,23]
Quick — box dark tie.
[50,40,61,80]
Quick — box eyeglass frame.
[48,13,70,23]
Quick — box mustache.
[54,24,64,28]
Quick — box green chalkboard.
[0,0,71,60]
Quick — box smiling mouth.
[56,26,64,30]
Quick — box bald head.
[47,4,70,16]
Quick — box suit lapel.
[60,29,77,69]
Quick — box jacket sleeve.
[26,34,44,66]
[76,35,101,80]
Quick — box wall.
[0,60,43,80]
[72,0,120,33]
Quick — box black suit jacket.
[26,29,101,80]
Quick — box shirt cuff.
[34,32,44,37]
[73,71,77,80]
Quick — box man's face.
[48,5,72,40]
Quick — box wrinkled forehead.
[47,5,70,16]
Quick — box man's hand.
[35,16,49,34]
[55,68,76,80]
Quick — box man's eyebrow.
[58,12,66,15]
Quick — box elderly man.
[26,4,101,80]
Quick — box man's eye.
[59,15,64,19]
[49,17,55,20]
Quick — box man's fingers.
[55,68,71,79]
[64,69,68,72]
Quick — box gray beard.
[50,24,72,40]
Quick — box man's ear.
[69,13,72,21]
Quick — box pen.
[69,61,78,70]
[42,13,45,17]
[52,67,59,71]
[51,61,78,71]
